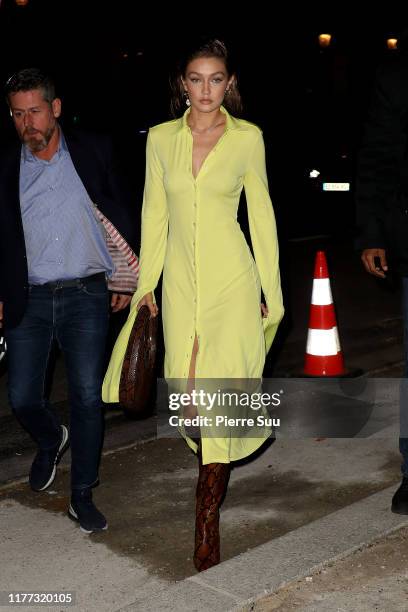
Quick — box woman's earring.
[184,91,191,107]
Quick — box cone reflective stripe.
[304,251,345,376]
[306,328,341,355]
[311,278,332,305]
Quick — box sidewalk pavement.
[0,428,407,610]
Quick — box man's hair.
[5,68,56,104]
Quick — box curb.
[118,485,408,612]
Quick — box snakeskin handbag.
[119,305,158,414]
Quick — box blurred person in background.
[356,32,408,515]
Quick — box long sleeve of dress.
[131,129,169,309]
[244,130,284,353]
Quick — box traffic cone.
[304,251,345,376]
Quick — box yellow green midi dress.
[102,106,284,464]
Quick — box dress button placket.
[193,184,198,357]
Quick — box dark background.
[1,2,408,243]
[1,1,406,241]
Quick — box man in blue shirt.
[0,68,137,533]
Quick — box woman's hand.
[137,292,159,317]
[261,303,269,318]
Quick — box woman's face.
[182,56,233,113]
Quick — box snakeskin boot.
[193,457,231,572]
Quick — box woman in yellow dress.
[103,38,284,571]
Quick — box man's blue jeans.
[5,275,109,490]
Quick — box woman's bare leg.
[184,334,199,420]
[187,334,199,393]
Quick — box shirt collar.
[180,105,238,132]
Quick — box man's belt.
[30,271,106,290]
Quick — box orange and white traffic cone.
[304,251,345,376]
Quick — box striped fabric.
[94,206,139,293]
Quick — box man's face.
[8,88,61,153]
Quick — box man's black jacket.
[355,50,408,275]
[0,128,138,329]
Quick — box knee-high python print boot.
[193,458,231,572]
